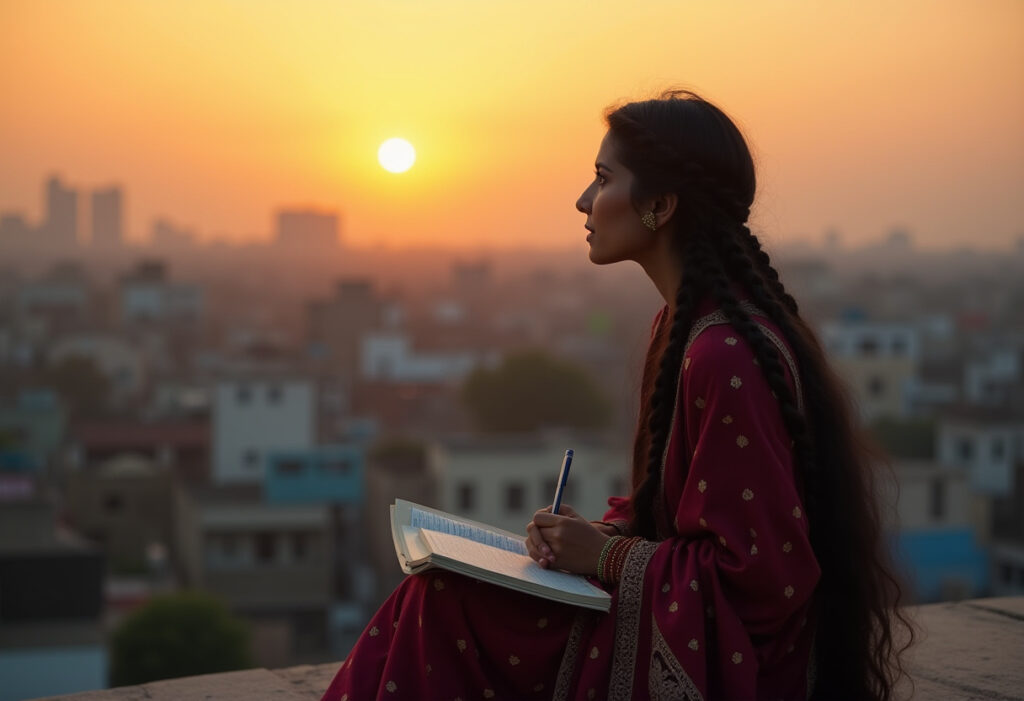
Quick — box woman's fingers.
[525,519,555,565]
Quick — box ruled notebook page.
[409,507,527,555]
[418,528,606,598]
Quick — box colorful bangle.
[597,536,623,584]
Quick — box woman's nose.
[576,188,591,214]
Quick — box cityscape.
[1,171,1023,698]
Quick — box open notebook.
[390,499,612,612]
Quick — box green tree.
[462,350,612,433]
[109,592,252,686]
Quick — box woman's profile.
[322,89,912,700]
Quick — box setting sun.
[378,138,416,174]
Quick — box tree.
[109,591,252,686]
[461,350,612,433]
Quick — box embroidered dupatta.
[553,304,821,700]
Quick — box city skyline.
[2,1,1023,251]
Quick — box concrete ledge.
[35,596,1024,700]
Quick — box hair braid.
[630,237,707,540]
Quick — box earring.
[641,211,657,231]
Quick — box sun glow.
[378,138,416,173]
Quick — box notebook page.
[410,507,527,555]
[419,528,606,599]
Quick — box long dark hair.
[611,90,913,700]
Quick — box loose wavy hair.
[610,89,914,700]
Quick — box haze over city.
[2,0,1022,251]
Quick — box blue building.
[265,445,365,505]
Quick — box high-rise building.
[44,176,78,246]
[275,209,339,248]
[90,186,123,247]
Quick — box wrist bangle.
[597,536,622,584]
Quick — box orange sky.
[1,0,1022,250]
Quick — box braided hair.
[607,90,913,700]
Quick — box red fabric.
[322,304,820,700]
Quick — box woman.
[322,90,911,701]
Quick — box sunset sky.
[1,0,1022,251]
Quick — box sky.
[1,0,1022,251]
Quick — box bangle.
[597,536,623,584]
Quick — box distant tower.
[275,209,340,248]
[91,186,123,247]
[44,176,78,246]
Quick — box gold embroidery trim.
[649,614,704,701]
[608,539,660,701]
[552,608,592,701]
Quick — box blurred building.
[63,453,190,573]
[90,186,123,248]
[118,260,203,326]
[432,434,629,536]
[0,389,66,483]
[43,175,78,247]
[15,261,94,333]
[0,501,106,700]
[189,497,336,667]
[275,209,339,249]
[937,409,1024,496]
[885,460,989,602]
[212,375,315,484]
[821,316,920,421]
[306,279,387,384]
[67,419,210,484]
[48,333,147,405]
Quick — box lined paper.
[410,507,527,555]
[419,528,607,599]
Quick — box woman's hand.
[525,504,610,575]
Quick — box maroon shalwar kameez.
[323,302,821,701]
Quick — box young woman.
[322,90,911,701]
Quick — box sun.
[378,138,416,173]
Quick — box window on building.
[268,385,283,404]
[957,438,974,462]
[999,563,1012,584]
[858,338,879,356]
[891,337,907,355]
[236,385,252,404]
[867,376,885,398]
[992,438,1006,461]
[543,478,574,507]
[244,449,261,470]
[457,482,475,511]
[292,532,308,561]
[505,483,526,513]
[277,459,304,475]
[929,478,946,521]
[103,493,124,513]
[321,458,351,475]
[222,534,238,559]
[255,532,275,564]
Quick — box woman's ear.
[650,193,678,230]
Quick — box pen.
[551,449,573,515]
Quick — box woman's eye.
[594,171,606,185]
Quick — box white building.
[212,376,315,484]
[820,318,920,421]
[361,333,485,384]
[431,435,629,536]
[964,349,1022,407]
[937,412,1024,497]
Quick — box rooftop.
[34,596,1024,700]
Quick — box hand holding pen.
[525,449,613,575]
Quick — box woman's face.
[575,132,657,266]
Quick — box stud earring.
[641,211,657,231]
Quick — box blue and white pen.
[551,449,574,515]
